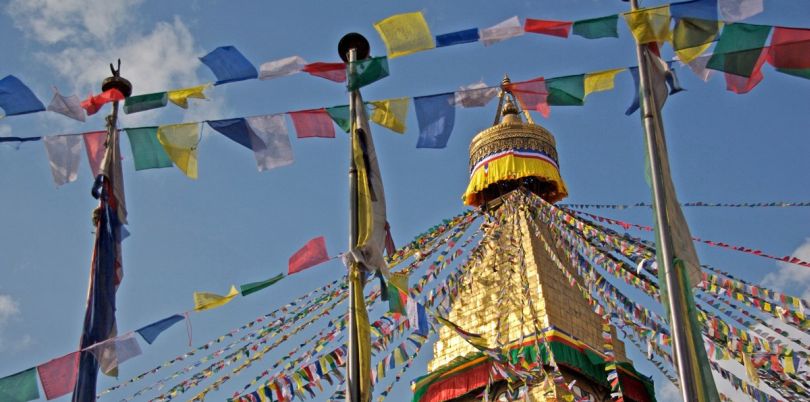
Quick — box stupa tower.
[413,77,655,402]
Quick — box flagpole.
[629,1,701,401]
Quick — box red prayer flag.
[81,88,125,116]
[726,47,767,94]
[768,27,810,69]
[288,236,330,274]
[37,352,79,400]
[302,62,347,83]
[507,77,550,118]
[289,109,336,139]
[83,131,107,177]
[524,19,573,38]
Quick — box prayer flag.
[707,23,771,77]
[546,75,585,106]
[454,81,498,108]
[302,62,346,83]
[683,54,714,81]
[387,272,408,315]
[672,18,720,63]
[326,105,351,133]
[435,28,479,47]
[626,48,682,115]
[480,16,524,46]
[37,352,79,400]
[670,0,717,20]
[623,5,673,44]
[572,15,619,39]
[246,114,294,172]
[136,314,184,344]
[524,19,573,38]
[0,75,46,116]
[767,27,810,69]
[584,68,624,97]
[370,98,408,134]
[259,56,307,80]
[194,286,239,311]
[47,89,85,122]
[199,46,258,85]
[207,118,260,150]
[240,273,285,296]
[167,84,209,109]
[416,304,429,336]
[725,48,767,94]
[719,0,763,22]
[43,135,82,186]
[157,123,201,179]
[288,236,330,274]
[125,127,173,171]
[81,88,124,116]
[774,67,810,80]
[347,56,389,91]
[374,11,435,58]
[414,93,455,149]
[508,77,550,117]
[83,131,107,177]
[0,368,39,402]
[85,333,143,375]
[289,109,335,139]
[123,92,168,114]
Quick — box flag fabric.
[37,352,79,400]
[123,92,168,114]
[774,67,810,80]
[81,88,125,116]
[370,97,409,134]
[415,303,429,336]
[136,314,185,344]
[767,27,810,69]
[193,285,239,311]
[259,56,308,80]
[435,28,480,47]
[707,23,771,77]
[584,68,625,97]
[672,18,720,63]
[302,62,346,83]
[125,127,173,171]
[99,119,128,223]
[167,84,209,109]
[288,236,330,274]
[454,81,498,108]
[373,11,435,58]
[725,47,767,94]
[157,123,201,179]
[0,75,46,116]
[546,75,585,106]
[240,273,285,296]
[347,56,389,91]
[623,5,673,44]
[0,368,39,402]
[387,272,408,315]
[199,46,258,85]
[626,47,682,115]
[42,135,82,186]
[480,16,524,46]
[414,93,455,149]
[508,77,550,117]
[85,333,143,375]
[572,15,619,39]
[626,67,642,115]
[524,19,573,38]
[670,0,717,20]
[683,54,715,81]
[246,114,294,172]
[719,0,763,22]
[207,118,260,150]
[47,89,85,122]
[326,105,351,133]
[289,109,335,139]
[83,131,107,177]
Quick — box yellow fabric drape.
[373,12,435,58]
[624,5,673,44]
[349,267,372,401]
[584,68,626,97]
[193,285,239,311]
[370,98,409,134]
[167,84,210,108]
[157,123,200,179]
[463,153,568,206]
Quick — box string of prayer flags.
[42,135,82,186]
[47,89,85,122]
[508,77,550,117]
[123,92,168,114]
[85,333,143,375]
[572,15,619,39]
[259,56,308,80]
[767,27,810,69]
[454,81,498,108]
[193,285,239,311]
[80,88,124,116]
[370,97,409,134]
[0,75,46,117]
[200,46,258,85]
[136,314,185,344]
[374,11,435,58]
[480,16,524,46]
[125,127,174,171]
[302,62,347,83]
[289,109,335,139]
[240,273,285,296]
[347,56,389,91]
[414,93,455,149]
[83,131,107,177]
[245,114,294,172]
[0,368,39,402]
[157,123,201,179]
[707,23,772,77]
[584,68,625,97]
[546,75,585,106]
[718,0,763,23]
[623,5,673,44]
[288,236,330,274]
[37,352,79,400]
[524,19,573,38]
[326,105,351,133]
[167,84,209,109]
[435,28,480,47]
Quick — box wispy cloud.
[0,294,21,352]
[762,237,810,301]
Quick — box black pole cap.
[338,33,370,63]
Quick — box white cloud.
[0,125,11,137]
[0,294,21,351]
[762,237,810,301]
[657,381,681,402]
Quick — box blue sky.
[1,1,809,401]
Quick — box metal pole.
[346,47,362,402]
[629,1,700,401]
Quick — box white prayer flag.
[47,90,85,122]
[684,54,714,82]
[719,0,763,22]
[454,81,498,108]
[86,333,143,375]
[43,135,82,186]
[246,114,294,172]
[480,17,524,46]
[259,56,308,80]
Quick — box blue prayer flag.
[415,93,455,149]
[207,118,261,150]
[415,304,429,336]
[625,67,640,116]
[435,28,480,47]
[0,75,46,116]
[670,0,717,20]
[136,314,185,344]
[199,46,258,85]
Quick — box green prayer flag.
[572,15,619,39]
[347,56,389,91]
[239,273,285,296]
[326,105,351,133]
[124,92,168,114]
[775,67,810,80]
[126,127,174,171]
[546,75,585,106]
[0,368,39,402]
[673,18,720,63]
[707,23,772,77]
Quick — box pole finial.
[102,59,132,97]
[501,74,512,90]
[338,33,371,63]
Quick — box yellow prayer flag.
[370,98,409,134]
[373,11,435,58]
[157,123,200,179]
[193,285,239,311]
[584,68,625,97]
[784,350,795,375]
[742,352,760,385]
[623,5,672,44]
[167,84,210,109]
